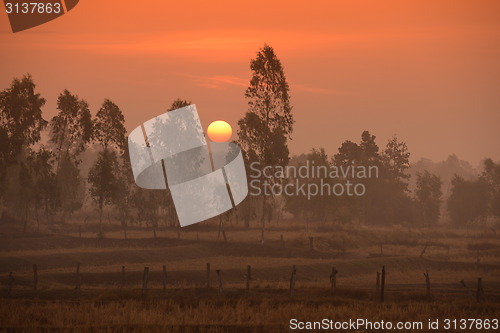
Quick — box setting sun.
[207,120,232,142]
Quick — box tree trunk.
[35,204,40,233]
[23,208,28,233]
[99,204,103,235]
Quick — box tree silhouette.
[88,99,126,234]
[88,149,119,235]
[50,89,92,221]
[0,75,47,223]
[92,99,126,152]
[168,98,191,111]
[448,175,490,225]
[0,75,47,160]
[237,44,293,233]
[28,147,58,232]
[415,170,442,225]
[50,89,92,167]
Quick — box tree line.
[0,75,189,235]
[0,45,498,236]
[234,45,499,229]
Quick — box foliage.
[0,75,47,160]
[48,89,92,220]
[0,75,47,225]
[415,170,442,225]
[92,99,127,152]
[481,158,500,218]
[50,89,92,163]
[332,131,413,226]
[88,99,127,230]
[237,44,294,226]
[447,175,490,225]
[88,149,120,224]
[168,98,191,111]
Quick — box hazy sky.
[1,0,499,166]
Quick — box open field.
[0,221,499,332]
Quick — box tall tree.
[92,99,126,151]
[0,75,46,221]
[0,75,47,160]
[50,89,92,167]
[50,90,92,220]
[237,44,293,235]
[88,149,119,235]
[28,147,58,232]
[415,170,442,225]
[114,148,135,239]
[88,99,126,233]
[383,135,411,189]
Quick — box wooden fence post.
[280,234,284,248]
[477,277,484,302]
[330,267,338,292]
[162,265,167,291]
[376,271,380,296]
[120,266,125,289]
[216,270,222,295]
[75,263,81,299]
[206,263,210,288]
[380,265,385,303]
[290,265,296,298]
[7,272,13,296]
[33,264,38,291]
[142,267,149,295]
[424,270,431,299]
[309,237,314,250]
[246,265,251,290]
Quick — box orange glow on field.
[207,120,232,142]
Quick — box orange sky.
[1,0,499,166]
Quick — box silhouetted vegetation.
[0,51,499,236]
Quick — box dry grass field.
[0,219,499,332]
